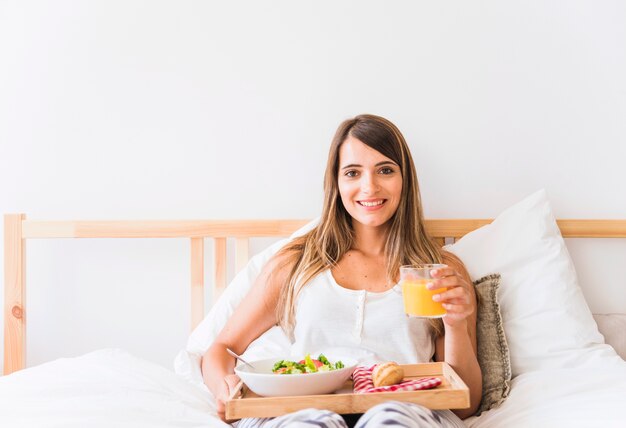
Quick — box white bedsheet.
[0,348,228,428]
[467,365,626,428]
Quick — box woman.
[202,114,481,427]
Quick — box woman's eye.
[379,167,394,175]
[345,170,358,177]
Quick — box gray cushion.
[474,273,511,416]
[593,313,626,361]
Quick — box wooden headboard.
[4,214,626,375]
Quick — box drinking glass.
[400,264,447,318]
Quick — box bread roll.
[372,362,404,387]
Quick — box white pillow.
[174,218,319,386]
[445,190,623,376]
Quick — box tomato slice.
[298,359,323,368]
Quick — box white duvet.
[467,364,626,428]
[0,349,228,428]
[2,348,626,427]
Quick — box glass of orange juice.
[400,264,447,318]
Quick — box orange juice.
[401,279,446,318]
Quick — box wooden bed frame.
[4,213,626,376]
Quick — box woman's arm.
[201,253,291,421]
[433,253,482,419]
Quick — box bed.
[3,190,626,427]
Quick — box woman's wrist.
[201,346,234,397]
[443,318,468,334]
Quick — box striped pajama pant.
[233,401,466,428]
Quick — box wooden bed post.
[4,214,26,375]
[190,238,205,331]
[213,238,227,300]
[235,238,249,274]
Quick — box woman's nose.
[361,173,379,194]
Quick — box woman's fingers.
[216,375,242,422]
[437,297,470,307]
[427,274,467,290]
[430,266,457,278]
[442,302,472,313]
[427,270,474,319]
[430,268,476,326]
[216,399,226,421]
[217,374,241,423]
[429,277,462,289]
[432,285,469,303]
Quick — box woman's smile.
[357,198,387,209]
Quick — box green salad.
[272,354,344,374]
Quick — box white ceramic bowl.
[234,357,358,397]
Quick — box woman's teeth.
[359,200,385,207]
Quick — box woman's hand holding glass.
[428,266,474,328]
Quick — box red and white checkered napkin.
[352,365,442,394]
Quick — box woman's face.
[337,136,403,230]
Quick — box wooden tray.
[226,362,469,419]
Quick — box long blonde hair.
[275,114,444,339]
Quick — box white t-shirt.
[291,269,435,365]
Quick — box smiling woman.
[201,114,479,427]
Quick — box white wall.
[1,0,625,372]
